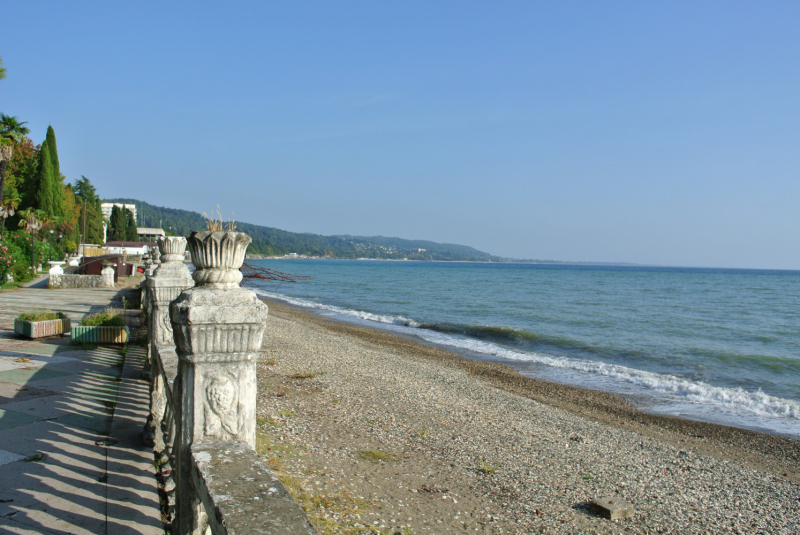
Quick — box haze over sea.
[250,259,800,438]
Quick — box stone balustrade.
[141,233,315,535]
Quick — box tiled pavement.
[0,287,161,534]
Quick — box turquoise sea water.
[249,260,800,438]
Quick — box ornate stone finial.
[185,231,252,289]
[158,236,188,263]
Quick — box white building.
[101,203,137,223]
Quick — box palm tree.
[0,56,6,81]
[0,114,31,237]
[0,190,20,241]
[17,208,45,236]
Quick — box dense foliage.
[105,198,502,261]
[0,231,59,283]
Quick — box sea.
[246,260,800,439]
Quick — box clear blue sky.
[2,2,799,268]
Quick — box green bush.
[80,309,126,327]
[18,310,67,321]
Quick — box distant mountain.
[104,198,503,261]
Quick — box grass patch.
[256,428,370,535]
[18,310,66,322]
[289,370,325,379]
[256,430,305,458]
[277,473,370,535]
[264,359,277,366]
[416,427,428,437]
[120,344,128,356]
[360,449,392,462]
[277,410,297,418]
[581,473,595,481]
[257,416,280,427]
[0,280,24,292]
[22,453,47,463]
[478,458,500,474]
[80,309,125,327]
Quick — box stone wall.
[48,274,112,289]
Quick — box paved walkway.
[0,287,161,534]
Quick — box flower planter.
[71,326,130,344]
[14,318,71,339]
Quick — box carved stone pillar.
[143,237,194,449]
[170,231,268,535]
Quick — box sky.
[2,2,799,269]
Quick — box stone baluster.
[143,237,194,450]
[170,231,268,535]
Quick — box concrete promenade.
[0,286,161,534]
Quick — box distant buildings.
[137,227,165,241]
[103,241,153,256]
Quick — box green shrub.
[18,310,67,322]
[80,309,126,327]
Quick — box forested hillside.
[106,198,502,261]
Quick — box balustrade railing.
[142,233,315,535]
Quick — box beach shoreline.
[261,297,800,480]
[254,296,800,534]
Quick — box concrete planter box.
[14,318,71,339]
[71,326,130,344]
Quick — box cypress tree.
[44,126,64,218]
[124,208,138,241]
[45,126,59,178]
[89,198,104,244]
[109,205,119,240]
[35,139,56,217]
[110,205,126,241]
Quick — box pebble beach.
[255,299,800,534]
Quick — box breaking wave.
[255,290,800,424]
